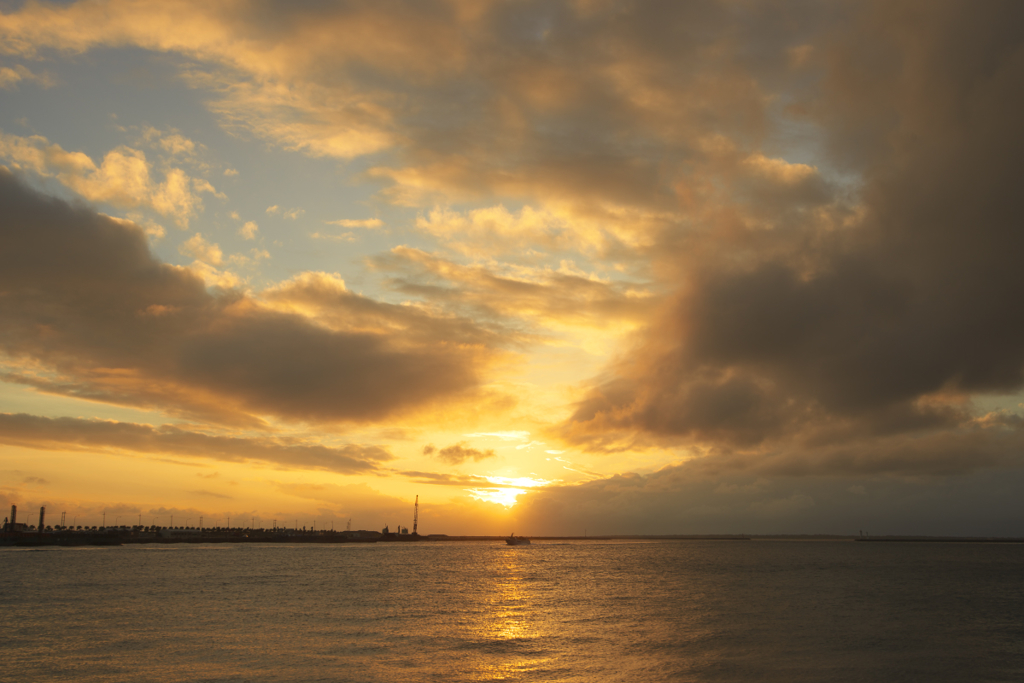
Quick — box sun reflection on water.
[469,547,555,680]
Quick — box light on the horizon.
[464,431,531,442]
[485,476,551,488]
[467,488,526,507]
[466,475,552,507]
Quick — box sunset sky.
[2,0,1023,536]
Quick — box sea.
[1,539,1022,682]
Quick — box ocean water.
[1,540,1022,682]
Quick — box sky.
[2,0,1023,536]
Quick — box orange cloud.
[0,131,204,226]
[423,441,497,465]
[0,413,392,473]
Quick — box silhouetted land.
[0,528,389,547]
[4,530,1023,547]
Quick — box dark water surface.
[1,540,1022,682]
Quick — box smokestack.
[9,505,15,528]
[39,506,45,534]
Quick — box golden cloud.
[0,131,204,226]
[0,412,392,474]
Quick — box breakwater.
[0,528,394,547]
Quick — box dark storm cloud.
[0,413,391,473]
[561,1,1024,474]
[0,169,489,425]
[511,456,1024,537]
[172,310,475,423]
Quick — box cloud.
[0,63,54,89]
[145,505,205,519]
[373,246,657,332]
[326,218,383,229]
[189,490,233,499]
[0,413,392,474]
[0,1,466,162]
[179,232,223,265]
[0,0,810,228]
[556,1,1024,477]
[465,431,531,442]
[139,220,165,240]
[396,470,494,487]
[414,204,636,259]
[0,1,843,281]
[139,126,202,159]
[310,231,357,242]
[192,178,225,200]
[0,169,498,426]
[238,221,258,239]
[283,208,304,220]
[99,502,143,516]
[260,270,509,349]
[4,0,1024,519]
[185,259,241,290]
[155,133,194,158]
[423,441,497,465]
[0,130,203,226]
[509,457,1024,537]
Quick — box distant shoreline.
[4,532,1024,547]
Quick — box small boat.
[506,533,531,546]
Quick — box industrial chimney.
[39,506,45,534]
[9,504,15,529]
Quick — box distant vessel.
[506,533,531,546]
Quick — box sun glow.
[485,476,551,488]
[467,488,526,507]
[464,431,531,442]
[465,475,552,507]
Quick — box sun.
[465,475,552,507]
[467,488,526,507]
